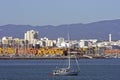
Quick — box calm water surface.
[0,59,120,80]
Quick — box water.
[0,59,120,80]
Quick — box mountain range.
[0,19,120,40]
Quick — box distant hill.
[0,19,120,40]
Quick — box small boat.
[53,68,79,76]
[52,33,80,76]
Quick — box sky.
[0,0,120,26]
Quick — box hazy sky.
[0,0,120,26]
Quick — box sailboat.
[52,33,80,76]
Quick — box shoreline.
[0,56,106,60]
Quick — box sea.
[0,59,120,80]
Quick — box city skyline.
[0,0,120,26]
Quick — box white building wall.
[79,40,85,48]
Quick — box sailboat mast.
[68,32,71,69]
[74,53,80,71]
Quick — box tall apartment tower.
[24,30,39,44]
[109,34,112,42]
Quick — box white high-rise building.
[109,34,112,42]
[79,40,85,48]
[24,30,39,44]
[57,37,64,43]
[56,37,65,47]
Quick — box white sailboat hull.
[53,68,79,76]
[53,71,79,76]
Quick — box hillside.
[0,19,120,40]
